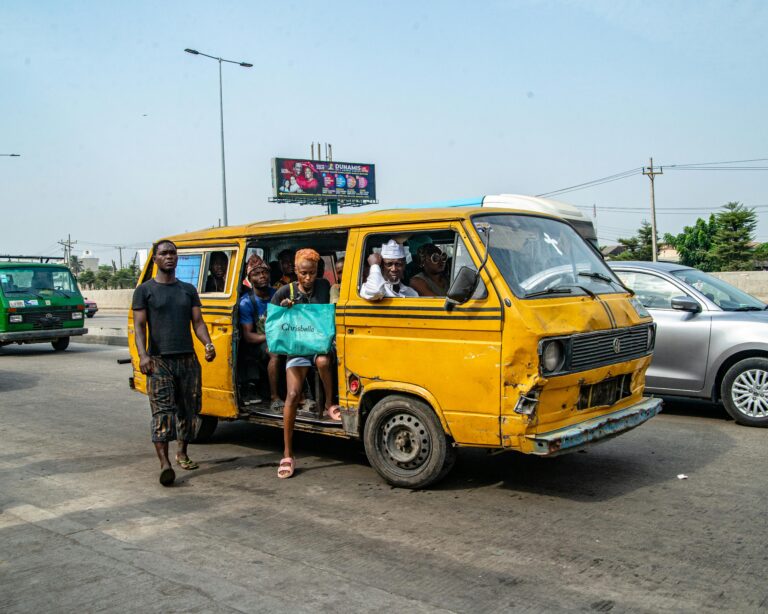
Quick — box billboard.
[272,158,376,201]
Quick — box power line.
[665,157,768,168]
[536,167,643,198]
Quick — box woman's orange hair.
[294,248,320,267]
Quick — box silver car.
[609,261,768,427]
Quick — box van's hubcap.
[380,412,430,469]
[732,369,768,417]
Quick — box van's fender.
[358,381,454,439]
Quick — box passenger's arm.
[408,277,433,297]
[133,308,152,375]
[360,254,385,301]
[191,305,216,362]
[241,321,266,345]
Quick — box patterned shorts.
[147,353,202,443]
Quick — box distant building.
[81,250,99,272]
[601,245,627,259]
[658,244,680,263]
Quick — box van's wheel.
[52,337,70,351]
[192,415,218,443]
[721,358,768,427]
[364,395,455,489]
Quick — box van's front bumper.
[527,397,662,456]
[0,328,88,343]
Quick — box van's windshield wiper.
[578,271,635,296]
[525,287,573,298]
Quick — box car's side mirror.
[444,266,479,311]
[671,296,701,313]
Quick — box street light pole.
[184,48,253,227]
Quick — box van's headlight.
[9,314,23,323]
[647,324,655,350]
[541,340,566,374]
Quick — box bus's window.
[360,230,479,299]
[202,250,234,294]
[176,254,203,287]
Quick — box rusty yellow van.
[128,207,660,488]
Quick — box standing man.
[239,254,281,409]
[133,240,216,486]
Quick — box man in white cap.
[360,239,419,300]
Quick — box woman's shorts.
[286,355,316,369]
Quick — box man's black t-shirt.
[132,279,202,356]
[270,279,331,306]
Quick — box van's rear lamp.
[348,375,361,396]
[9,314,22,323]
[72,312,83,320]
[541,340,565,374]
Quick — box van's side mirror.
[671,296,701,313]
[444,266,479,311]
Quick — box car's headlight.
[9,314,22,323]
[541,339,566,374]
[72,312,83,320]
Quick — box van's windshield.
[0,267,79,298]
[474,214,624,299]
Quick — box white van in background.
[398,194,598,249]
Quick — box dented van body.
[129,206,659,488]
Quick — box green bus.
[0,262,88,351]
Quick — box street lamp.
[184,48,252,227]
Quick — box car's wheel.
[363,395,455,489]
[52,337,70,351]
[86,313,95,318]
[191,415,218,443]
[721,358,768,427]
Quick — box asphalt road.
[1,343,766,613]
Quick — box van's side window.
[201,250,235,294]
[176,253,203,287]
[359,230,486,299]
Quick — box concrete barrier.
[79,289,134,310]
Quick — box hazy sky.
[3,0,767,265]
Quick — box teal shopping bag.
[265,303,336,355]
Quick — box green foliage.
[614,220,658,261]
[68,255,83,276]
[78,265,139,290]
[712,202,756,271]
[663,214,718,271]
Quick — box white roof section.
[481,194,588,223]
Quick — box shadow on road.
[201,415,734,501]
[0,369,40,392]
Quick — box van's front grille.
[20,308,71,330]
[577,373,633,409]
[570,325,652,372]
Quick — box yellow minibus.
[128,206,660,488]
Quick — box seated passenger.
[273,249,297,289]
[330,257,344,304]
[410,243,449,297]
[205,251,228,292]
[360,240,419,300]
[239,255,281,408]
[271,248,341,479]
[31,270,53,290]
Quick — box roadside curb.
[72,332,129,347]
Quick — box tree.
[96,265,114,289]
[615,220,658,261]
[712,202,756,271]
[69,255,83,277]
[78,270,96,289]
[663,214,718,271]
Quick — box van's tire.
[721,358,768,427]
[364,395,456,489]
[192,415,218,443]
[52,337,70,351]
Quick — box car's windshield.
[0,267,79,297]
[672,269,766,311]
[474,214,624,298]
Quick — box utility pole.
[58,234,77,270]
[116,246,125,269]
[643,157,662,262]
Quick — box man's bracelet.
[205,343,215,352]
